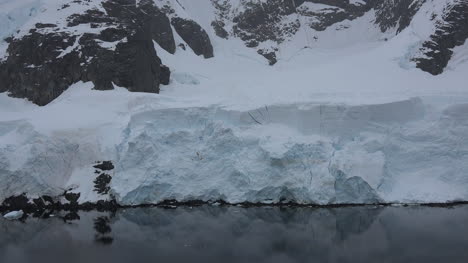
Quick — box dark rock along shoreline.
[2,193,468,215]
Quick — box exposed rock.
[1,194,32,210]
[0,32,82,106]
[94,173,112,195]
[0,0,172,105]
[211,20,229,39]
[374,0,425,33]
[35,23,58,29]
[220,0,372,63]
[160,65,171,85]
[171,17,214,58]
[415,1,468,75]
[64,192,81,205]
[67,8,114,27]
[231,0,299,44]
[257,49,278,65]
[298,0,372,31]
[94,161,115,171]
[139,0,176,54]
[32,197,46,208]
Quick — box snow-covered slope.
[0,0,467,207]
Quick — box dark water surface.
[1,205,468,263]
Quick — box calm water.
[1,205,468,263]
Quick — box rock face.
[415,1,468,75]
[0,0,174,105]
[0,32,82,106]
[374,0,426,33]
[171,17,214,59]
[230,0,299,47]
[138,0,176,54]
[297,0,373,31]
[210,0,467,71]
[211,0,374,64]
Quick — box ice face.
[109,99,467,205]
[1,83,467,206]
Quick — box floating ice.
[3,210,24,220]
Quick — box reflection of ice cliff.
[2,206,468,263]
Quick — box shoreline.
[2,198,468,214]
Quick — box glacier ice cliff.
[1,97,468,206]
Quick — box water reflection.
[0,206,468,263]
[93,216,114,245]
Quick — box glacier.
[1,86,468,205]
[97,98,468,205]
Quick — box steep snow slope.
[0,0,468,206]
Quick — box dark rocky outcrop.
[0,0,173,106]
[94,173,112,195]
[223,0,372,64]
[231,0,300,45]
[415,1,468,75]
[258,49,278,65]
[0,32,82,106]
[171,17,214,58]
[160,65,171,85]
[35,23,58,29]
[211,20,229,39]
[93,161,115,171]
[374,0,426,33]
[228,0,372,45]
[64,192,81,206]
[93,161,114,195]
[299,0,372,31]
[1,194,31,210]
[138,0,176,54]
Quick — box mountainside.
[0,0,467,208]
[0,0,467,105]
